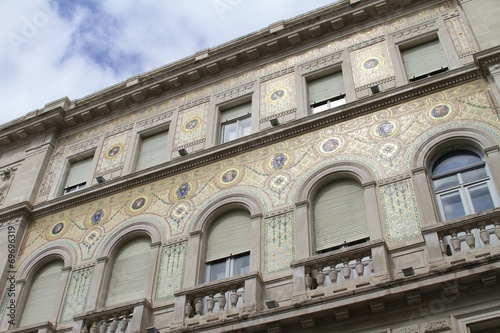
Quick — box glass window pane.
[434,174,459,191]
[461,166,487,183]
[208,260,227,282]
[441,191,466,220]
[222,122,237,143]
[233,253,250,276]
[469,184,494,213]
[432,150,481,175]
[329,97,346,108]
[239,117,252,138]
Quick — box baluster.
[218,291,227,311]
[109,316,119,333]
[90,321,98,333]
[81,322,89,333]
[328,263,338,284]
[100,318,108,333]
[119,313,129,333]
[315,265,325,287]
[305,271,313,290]
[342,261,351,280]
[230,289,238,308]
[479,224,490,245]
[207,294,215,313]
[194,298,203,315]
[368,257,374,274]
[439,237,448,256]
[355,259,364,278]
[450,232,461,252]
[494,220,500,241]
[185,299,193,318]
[465,228,475,249]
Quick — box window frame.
[304,65,346,115]
[205,251,250,283]
[61,151,95,196]
[218,99,253,144]
[133,126,169,172]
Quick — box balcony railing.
[291,239,389,299]
[173,272,263,327]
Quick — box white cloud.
[0,0,338,126]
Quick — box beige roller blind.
[19,260,64,327]
[206,210,251,262]
[64,157,93,188]
[401,38,447,80]
[105,237,151,306]
[308,72,345,105]
[314,179,369,252]
[135,131,168,171]
[221,103,251,123]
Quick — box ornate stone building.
[1,0,500,332]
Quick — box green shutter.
[206,210,251,262]
[135,131,168,171]
[314,179,369,252]
[20,260,64,327]
[64,157,93,188]
[221,103,252,123]
[105,237,151,306]
[401,39,447,79]
[307,72,345,105]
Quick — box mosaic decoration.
[427,103,454,121]
[215,167,244,188]
[170,182,196,201]
[265,212,294,274]
[372,120,399,139]
[445,16,476,58]
[155,242,187,301]
[0,290,8,327]
[85,209,106,229]
[260,73,296,118]
[267,152,292,171]
[174,103,208,147]
[380,179,421,243]
[45,221,68,240]
[168,203,191,235]
[60,266,94,323]
[350,41,395,89]
[319,137,344,155]
[80,229,102,258]
[125,195,152,216]
[95,130,131,176]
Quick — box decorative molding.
[390,18,439,42]
[260,109,297,123]
[105,123,134,137]
[355,76,396,92]
[172,138,206,151]
[165,235,189,246]
[298,52,343,73]
[423,318,451,332]
[214,82,256,102]
[67,137,100,155]
[137,111,174,130]
[179,96,211,111]
[264,206,294,218]
[260,67,295,83]
[348,36,386,52]
[393,325,419,333]
[378,172,411,185]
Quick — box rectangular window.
[307,71,346,114]
[220,102,252,143]
[135,130,168,171]
[401,37,448,82]
[206,252,250,282]
[63,156,93,195]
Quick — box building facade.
[1,0,500,332]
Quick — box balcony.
[290,239,390,300]
[172,272,263,328]
[422,208,500,266]
[73,299,152,333]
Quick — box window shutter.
[221,103,252,123]
[401,39,447,79]
[105,237,151,306]
[314,179,369,252]
[64,157,93,188]
[308,72,345,104]
[206,210,251,262]
[20,260,64,327]
[135,131,168,171]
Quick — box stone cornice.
[474,45,500,73]
[0,201,33,223]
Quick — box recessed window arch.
[205,209,251,282]
[19,259,64,327]
[430,148,499,221]
[313,177,370,253]
[104,235,152,307]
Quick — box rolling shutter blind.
[135,131,168,171]
[308,72,345,104]
[105,237,151,306]
[402,39,447,79]
[314,179,369,252]
[221,103,251,123]
[20,260,63,327]
[64,157,93,188]
[206,210,251,262]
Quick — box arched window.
[313,178,369,253]
[205,210,251,282]
[431,149,498,221]
[19,260,64,327]
[105,236,151,306]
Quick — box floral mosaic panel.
[95,129,132,176]
[265,212,294,274]
[60,266,94,323]
[174,103,209,148]
[350,41,395,89]
[445,16,476,58]
[380,179,421,243]
[155,242,187,301]
[259,73,296,118]
[0,289,8,327]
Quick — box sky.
[0,0,339,127]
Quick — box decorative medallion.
[84,209,106,228]
[267,152,292,171]
[267,88,288,103]
[105,144,123,159]
[83,229,101,247]
[126,195,152,215]
[170,202,190,220]
[372,120,398,138]
[270,173,290,192]
[427,103,453,121]
[46,221,68,240]
[216,167,243,188]
[182,117,202,132]
[170,182,196,201]
[361,56,382,71]
[319,137,343,154]
[378,141,400,159]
